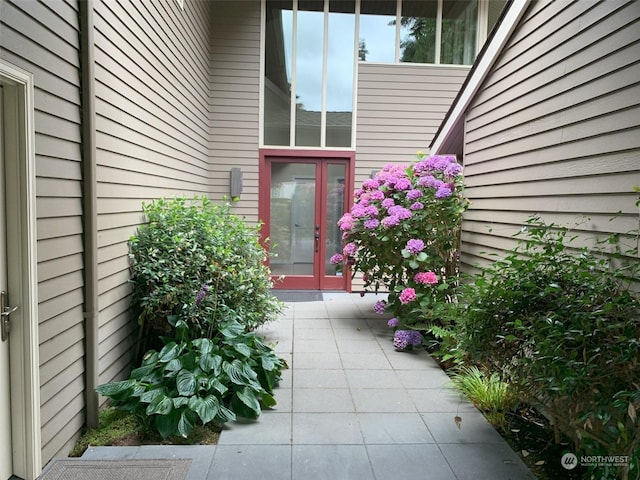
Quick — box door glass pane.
[264,0,293,145]
[359,0,396,62]
[270,163,316,276]
[327,2,355,147]
[441,0,477,65]
[400,0,437,64]
[295,1,324,146]
[325,164,346,276]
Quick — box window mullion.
[321,0,329,148]
[290,0,298,146]
[395,0,402,62]
[435,0,443,64]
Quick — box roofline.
[429,0,531,154]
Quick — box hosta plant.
[96,317,287,438]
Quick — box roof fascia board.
[430,0,531,154]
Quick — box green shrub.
[457,217,640,479]
[129,197,283,343]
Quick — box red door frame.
[259,149,355,291]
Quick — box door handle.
[1,291,18,342]
[314,233,320,253]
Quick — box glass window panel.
[326,2,355,147]
[264,1,293,145]
[270,163,316,276]
[400,0,437,64]
[324,164,346,276]
[295,6,324,146]
[359,0,396,62]
[441,0,478,65]
[488,0,507,33]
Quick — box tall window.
[263,0,505,147]
[264,0,355,148]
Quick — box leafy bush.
[457,217,640,479]
[333,153,468,332]
[97,315,286,438]
[129,197,282,342]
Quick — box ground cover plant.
[332,153,468,346]
[97,197,287,439]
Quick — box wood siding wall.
[0,0,85,462]
[92,0,212,393]
[209,0,261,223]
[355,63,469,186]
[461,0,640,275]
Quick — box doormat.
[38,459,191,480]
[272,290,324,302]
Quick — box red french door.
[260,154,352,290]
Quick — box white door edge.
[0,59,42,480]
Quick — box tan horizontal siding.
[355,63,468,175]
[209,0,261,224]
[1,0,87,462]
[460,0,640,275]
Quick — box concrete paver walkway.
[81,293,536,480]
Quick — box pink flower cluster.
[399,287,416,304]
[414,271,438,285]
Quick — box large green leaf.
[192,338,213,356]
[155,409,180,438]
[177,410,196,438]
[158,342,180,362]
[199,353,222,374]
[214,405,237,423]
[223,359,247,386]
[177,369,196,396]
[165,358,183,373]
[95,379,136,397]
[260,392,277,409]
[140,388,164,404]
[173,397,190,408]
[233,343,252,357]
[191,395,221,424]
[207,377,228,396]
[130,365,155,380]
[231,387,261,419]
[219,321,244,338]
[146,394,173,415]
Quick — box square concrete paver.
[366,444,457,480]
[292,388,355,413]
[210,445,292,480]
[358,413,436,444]
[217,412,292,445]
[292,413,363,444]
[292,445,375,480]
